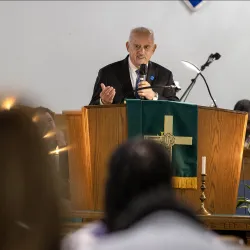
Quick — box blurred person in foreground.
[34,106,67,150]
[63,138,236,250]
[34,106,69,178]
[0,106,62,250]
[34,106,70,201]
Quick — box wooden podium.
[63,104,247,214]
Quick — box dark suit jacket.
[89,56,179,105]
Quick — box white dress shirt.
[128,56,140,90]
[100,57,157,104]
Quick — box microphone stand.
[199,73,217,108]
[180,72,217,108]
[180,73,200,102]
[180,55,219,108]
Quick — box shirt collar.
[128,56,148,72]
[128,56,138,72]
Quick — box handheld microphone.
[137,64,148,99]
[139,64,147,81]
[200,52,221,71]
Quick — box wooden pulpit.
[63,104,247,214]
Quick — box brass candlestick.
[197,174,211,216]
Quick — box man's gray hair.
[129,27,155,42]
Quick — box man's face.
[126,33,156,68]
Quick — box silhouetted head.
[234,99,250,136]
[234,99,250,112]
[104,138,199,233]
[0,108,61,250]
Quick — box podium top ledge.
[62,103,248,117]
[62,110,82,115]
[84,104,126,109]
[199,105,247,115]
[83,103,247,115]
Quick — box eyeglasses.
[133,44,153,52]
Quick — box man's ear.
[152,44,157,53]
[126,41,129,52]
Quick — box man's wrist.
[100,98,104,105]
[152,92,158,100]
[100,98,113,105]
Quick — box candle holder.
[197,174,211,216]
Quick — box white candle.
[202,156,206,175]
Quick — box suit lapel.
[146,61,158,86]
[118,56,134,98]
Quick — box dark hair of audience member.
[234,99,250,112]
[0,108,61,250]
[104,138,201,233]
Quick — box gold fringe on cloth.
[172,177,197,189]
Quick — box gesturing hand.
[100,83,116,104]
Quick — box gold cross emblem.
[144,115,193,158]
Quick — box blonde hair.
[129,27,155,42]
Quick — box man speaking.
[89,27,179,105]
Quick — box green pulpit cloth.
[126,99,198,189]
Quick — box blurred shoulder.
[61,221,105,250]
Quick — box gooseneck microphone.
[135,85,177,91]
[200,53,221,71]
[134,63,179,93]
[180,52,221,108]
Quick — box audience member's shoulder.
[150,61,172,75]
[61,221,102,250]
[99,58,125,72]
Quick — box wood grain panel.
[85,105,128,210]
[176,107,247,214]
[64,111,94,210]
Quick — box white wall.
[0,1,249,112]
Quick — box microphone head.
[213,53,221,60]
[208,53,214,59]
[139,64,148,75]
